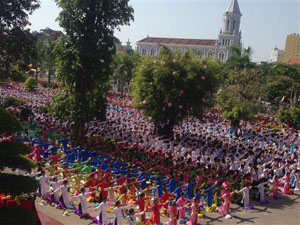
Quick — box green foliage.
[24,77,37,91]
[2,96,26,108]
[0,154,36,172]
[0,107,22,134]
[0,206,37,225]
[218,68,262,126]
[278,106,300,129]
[0,108,38,219]
[260,63,300,107]
[0,0,40,77]
[48,92,74,122]
[39,105,49,113]
[10,69,28,82]
[112,51,141,95]
[54,0,134,140]
[132,47,219,136]
[0,142,31,158]
[225,46,254,70]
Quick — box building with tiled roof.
[136,0,242,62]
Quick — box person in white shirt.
[48,177,66,204]
[73,187,94,218]
[238,182,252,210]
[36,170,54,199]
[126,208,145,225]
[255,179,269,204]
[93,197,115,225]
[111,200,132,225]
[53,180,74,209]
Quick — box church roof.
[138,37,216,46]
[226,0,242,15]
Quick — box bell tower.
[218,0,242,48]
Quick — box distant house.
[116,39,133,53]
[39,27,64,43]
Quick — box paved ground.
[36,191,300,225]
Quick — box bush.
[278,106,300,129]
[48,93,73,122]
[0,107,22,134]
[0,173,39,195]
[2,96,26,108]
[39,105,49,113]
[24,77,37,91]
[0,206,37,225]
[10,69,27,82]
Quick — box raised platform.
[38,211,64,225]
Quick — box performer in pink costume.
[187,198,204,225]
[280,172,294,195]
[167,201,178,225]
[218,182,235,217]
[176,193,190,220]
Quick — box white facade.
[270,48,285,63]
[136,0,242,63]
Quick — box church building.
[136,0,242,62]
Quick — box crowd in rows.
[1,82,300,225]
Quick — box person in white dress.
[54,180,74,209]
[73,187,94,218]
[291,168,300,191]
[48,177,67,204]
[36,170,54,199]
[94,197,115,225]
[126,208,145,225]
[255,179,269,204]
[111,200,132,225]
[238,182,251,209]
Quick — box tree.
[278,106,300,129]
[225,45,254,70]
[218,68,262,127]
[0,0,40,78]
[0,107,39,225]
[54,0,134,141]
[44,38,56,83]
[48,92,74,122]
[112,51,140,96]
[132,48,219,137]
[260,63,300,107]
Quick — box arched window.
[219,51,225,62]
[150,48,155,56]
[207,51,214,59]
[141,47,147,55]
[232,20,236,32]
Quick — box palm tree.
[226,45,254,70]
[112,51,140,96]
[44,38,56,83]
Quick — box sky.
[29,0,300,62]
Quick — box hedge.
[0,173,39,196]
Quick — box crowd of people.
[1,82,300,225]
